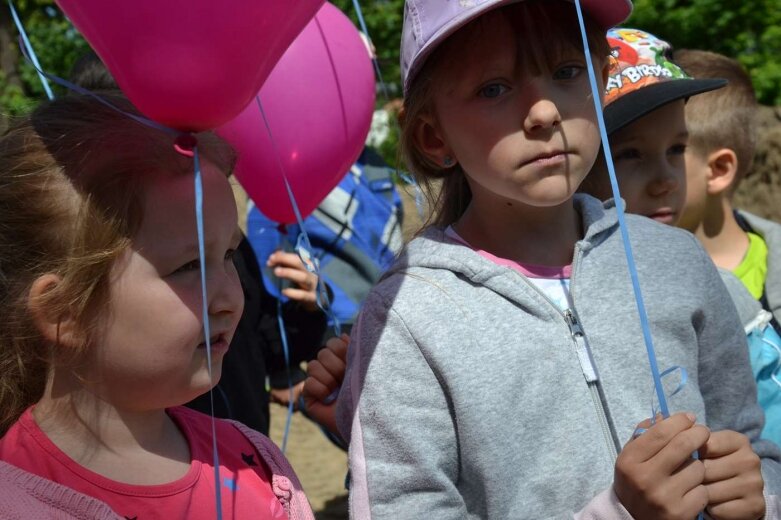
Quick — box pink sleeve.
[574,486,634,520]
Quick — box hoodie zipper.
[564,308,619,461]
[512,244,621,463]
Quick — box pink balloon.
[56,0,324,131]
[218,2,376,224]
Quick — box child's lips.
[523,150,570,167]
[648,209,676,224]
[197,333,230,352]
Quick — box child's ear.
[28,274,81,349]
[706,148,739,196]
[414,113,457,168]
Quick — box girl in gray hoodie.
[322,0,781,518]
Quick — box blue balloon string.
[274,233,295,455]
[573,0,670,419]
[253,96,342,337]
[7,0,54,100]
[574,4,702,518]
[194,148,224,520]
[17,39,177,136]
[350,0,390,100]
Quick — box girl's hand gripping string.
[699,430,764,520]
[267,250,320,312]
[615,413,710,520]
[303,334,349,437]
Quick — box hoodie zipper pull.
[565,309,598,383]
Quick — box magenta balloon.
[218,2,376,224]
[56,0,324,131]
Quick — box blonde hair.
[674,49,758,192]
[0,93,234,433]
[400,0,611,229]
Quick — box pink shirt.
[0,406,288,520]
[444,227,571,279]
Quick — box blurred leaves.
[627,0,781,104]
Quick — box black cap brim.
[604,78,728,135]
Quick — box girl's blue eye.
[553,66,582,81]
[614,148,641,161]
[479,84,508,99]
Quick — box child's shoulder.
[738,210,781,248]
[0,460,121,519]
[368,226,484,301]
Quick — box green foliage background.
[627,0,781,105]
[0,0,779,118]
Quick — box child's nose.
[648,167,680,197]
[523,98,561,133]
[208,266,244,318]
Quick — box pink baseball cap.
[401,0,633,94]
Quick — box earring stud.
[443,155,454,167]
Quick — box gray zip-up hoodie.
[337,195,781,519]
[739,210,781,328]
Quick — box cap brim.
[605,78,728,135]
[403,0,632,94]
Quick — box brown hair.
[674,49,758,192]
[399,0,611,229]
[0,93,234,434]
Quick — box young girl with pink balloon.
[0,94,313,519]
[319,0,781,518]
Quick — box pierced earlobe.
[443,156,455,168]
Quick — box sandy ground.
[269,405,349,519]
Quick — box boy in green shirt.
[675,49,781,330]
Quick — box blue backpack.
[246,147,404,330]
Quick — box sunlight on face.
[87,162,244,412]
[429,10,604,211]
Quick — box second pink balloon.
[218,2,376,224]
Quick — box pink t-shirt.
[444,226,571,278]
[0,406,288,520]
[445,227,574,309]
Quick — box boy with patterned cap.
[582,30,781,445]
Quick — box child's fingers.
[303,372,333,402]
[699,430,749,460]
[624,413,702,463]
[275,266,314,287]
[307,359,340,391]
[702,447,760,484]
[317,346,347,379]
[654,424,710,475]
[678,482,710,519]
[267,250,305,269]
[705,472,765,518]
[325,336,349,359]
[282,287,317,304]
[669,456,706,490]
